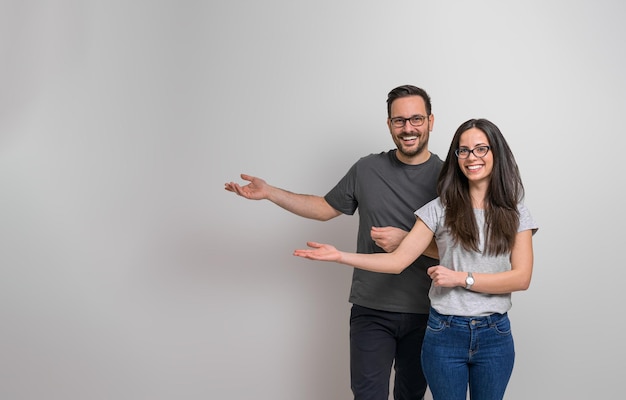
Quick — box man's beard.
[397,139,427,158]
[395,129,429,158]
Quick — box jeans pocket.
[492,316,512,335]
[426,314,446,333]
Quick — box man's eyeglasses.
[389,115,427,128]
[455,146,491,159]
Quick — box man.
[224,85,442,400]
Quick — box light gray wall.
[1,1,623,399]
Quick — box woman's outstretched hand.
[293,241,341,262]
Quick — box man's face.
[387,96,433,161]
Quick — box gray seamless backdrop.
[1,1,623,399]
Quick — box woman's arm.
[427,229,534,294]
[294,219,435,274]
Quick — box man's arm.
[225,173,341,221]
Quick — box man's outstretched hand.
[224,173,269,200]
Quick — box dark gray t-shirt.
[324,150,442,314]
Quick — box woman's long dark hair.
[437,118,524,256]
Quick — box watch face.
[466,277,474,285]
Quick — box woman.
[294,118,538,400]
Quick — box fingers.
[224,182,240,192]
[427,265,441,279]
[293,249,307,257]
[293,242,317,253]
[426,265,456,288]
[224,183,242,195]
[240,173,254,182]
[293,249,316,259]
[224,173,253,192]
[370,226,387,241]
[293,242,324,258]
[303,241,321,249]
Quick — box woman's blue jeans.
[421,307,515,400]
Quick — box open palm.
[293,241,341,262]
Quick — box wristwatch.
[465,272,475,290]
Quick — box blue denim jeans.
[421,307,515,400]
[350,304,428,400]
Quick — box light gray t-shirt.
[416,198,539,316]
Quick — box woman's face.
[457,128,493,185]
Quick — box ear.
[428,114,435,131]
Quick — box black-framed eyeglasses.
[455,145,491,159]
[389,115,427,128]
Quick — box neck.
[469,183,488,209]
[396,149,430,165]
